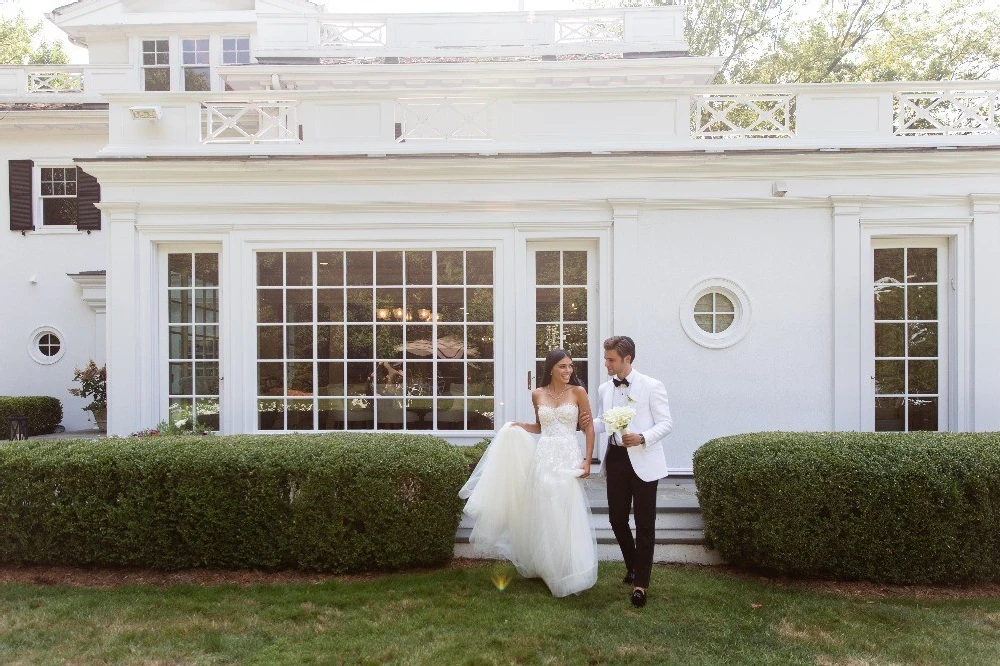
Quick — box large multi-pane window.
[255,250,495,432]
[142,39,170,91]
[182,38,211,91]
[873,246,942,431]
[534,250,589,386]
[167,253,221,430]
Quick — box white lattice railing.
[396,97,496,142]
[554,16,624,43]
[202,101,300,144]
[895,90,1000,136]
[320,21,387,48]
[101,82,1000,156]
[27,70,84,93]
[692,94,796,139]
[255,7,686,58]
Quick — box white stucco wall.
[637,206,834,470]
[0,133,107,432]
[74,151,1000,471]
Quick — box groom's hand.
[579,412,592,429]
[621,433,643,447]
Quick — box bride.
[459,348,598,597]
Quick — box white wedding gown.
[459,403,598,597]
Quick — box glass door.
[522,242,599,417]
[871,240,949,431]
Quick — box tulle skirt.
[459,423,598,597]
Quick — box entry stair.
[455,476,724,565]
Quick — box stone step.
[454,475,720,563]
[458,510,703,531]
[454,527,706,547]
[453,531,723,566]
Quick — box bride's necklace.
[546,384,571,401]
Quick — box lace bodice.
[538,403,579,438]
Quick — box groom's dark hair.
[604,336,636,363]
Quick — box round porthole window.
[28,326,66,365]
[681,278,751,349]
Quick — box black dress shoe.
[622,570,635,585]
[630,589,647,608]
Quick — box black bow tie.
[613,377,630,388]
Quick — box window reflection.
[256,250,495,431]
[872,246,940,432]
[167,252,221,431]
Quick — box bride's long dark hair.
[538,348,584,389]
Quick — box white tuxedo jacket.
[593,370,673,482]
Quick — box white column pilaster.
[100,202,142,436]
[608,199,644,337]
[831,197,864,430]
[971,196,1000,431]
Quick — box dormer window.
[142,39,170,91]
[182,38,211,91]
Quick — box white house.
[2,0,999,474]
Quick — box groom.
[587,336,673,608]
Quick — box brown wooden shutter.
[8,160,34,232]
[76,167,101,231]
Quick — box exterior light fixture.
[129,105,162,121]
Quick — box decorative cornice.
[216,57,724,92]
[970,194,1000,215]
[67,271,107,315]
[96,201,140,221]
[0,109,108,133]
[74,149,1000,186]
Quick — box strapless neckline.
[538,403,578,413]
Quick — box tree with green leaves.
[0,11,68,65]
[611,0,1000,83]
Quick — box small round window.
[681,278,751,349]
[694,292,736,333]
[28,326,66,365]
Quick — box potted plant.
[69,360,107,431]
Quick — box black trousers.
[605,443,659,588]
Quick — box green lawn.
[0,563,998,665]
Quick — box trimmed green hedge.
[0,397,62,436]
[0,433,468,572]
[694,432,1000,584]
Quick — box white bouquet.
[601,405,636,435]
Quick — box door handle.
[527,371,532,390]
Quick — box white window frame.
[157,244,224,432]
[181,37,211,92]
[28,325,65,365]
[859,222,970,432]
[221,36,252,65]
[32,159,82,233]
[140,37,171,91]
[680,277,752,349]
[524,241,600,392]
[515,232,610,426]
[241,238,507,438]
[870,240,949,432]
